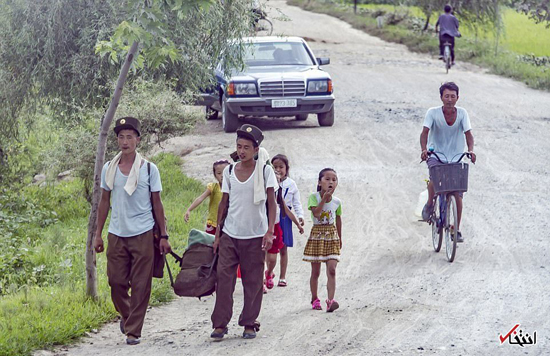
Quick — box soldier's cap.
[114,117,141,137]
[236,124,263,147]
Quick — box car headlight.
[307,79,332,94]
[228,82,257,96]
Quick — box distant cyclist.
[251,0,266,26]
[435,5,461,66]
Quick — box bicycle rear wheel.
[255,18,273,36]
[431,196,443,252]
[445,195,458,262]
[444,46,451,74]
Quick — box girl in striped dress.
[303,168,342,312]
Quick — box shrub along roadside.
[0,153,207,356]
[288,0,550,91]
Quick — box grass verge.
[0,153,207,356]
[288,0,550,91]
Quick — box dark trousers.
[107,230,154,338]
[439,34,455,61]
[211,233,265,329]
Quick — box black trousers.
[439,34,455,61]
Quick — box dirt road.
[50,1,550,355]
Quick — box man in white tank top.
[211,124,278,339]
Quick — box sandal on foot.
[326,299,339,313]
[265,270,275,289]
[210,327,228,339]
[277,279,287,287]
[422,203,434,221]
[263,284,268,294]
[311,298,322,310]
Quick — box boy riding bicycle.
[435,5,461,66]
[420,82,476,242]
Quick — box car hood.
[229,65,330,81]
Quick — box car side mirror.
[317,57,330,65]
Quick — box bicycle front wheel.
[431,195,443,253]
[445,195,458,262]
[255,18,273,36]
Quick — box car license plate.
[271,99,297,108]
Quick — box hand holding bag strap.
[164,255,174,287]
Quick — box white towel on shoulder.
[104,151,143,196]
[253,147,270,205]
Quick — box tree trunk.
[422,14,431,31]
[85,41,139,298]
[354,0,357,14]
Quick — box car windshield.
[244,42,315,67]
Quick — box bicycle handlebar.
[427,151,472,164]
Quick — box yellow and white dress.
[206,182,223,228]
[303,192,342,262]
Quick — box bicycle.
[426,150,472,262]
[443,41,452,74]
[252,8,273,36]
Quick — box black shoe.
[211,327,228,339]
[456,231,464,243]
[242,328,256,339]
[438,56,443,60]
[120,320,125,335]
[126,337,140,345]
[242,321,260,339]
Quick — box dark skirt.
[280,212,294,247]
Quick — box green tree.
[516,0,550,26]
[0,0,124,183]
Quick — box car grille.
[259,80,305,97]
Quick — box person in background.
[435,4,461,65]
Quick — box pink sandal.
[326,299,339,313]
[311,298,322,310]
[265,270,275,289]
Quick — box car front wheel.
[222,94,239,132]
[317,107,334,127]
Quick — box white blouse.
[279,177,304,219]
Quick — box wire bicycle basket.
[429,162,469,194]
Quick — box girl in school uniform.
[264,154,305,289]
